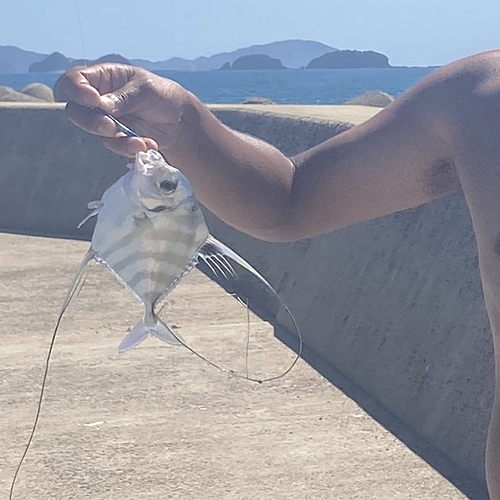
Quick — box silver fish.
[8,150,302,500]
[68,149,301,363]
[13,81,309,500]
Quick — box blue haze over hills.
[0,40,338,74]
[0,40,402,74]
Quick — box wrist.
[160,90,214,162]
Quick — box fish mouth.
[121,181,197,214]
[147,194,198,213]
[135,150,165,175]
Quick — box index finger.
[54,68,102,108]
[54,64,138,108]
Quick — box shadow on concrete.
[196,252,490,499]
[275,326,490,500]
[197,254,489,498]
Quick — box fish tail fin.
[118,317,183,353]
[151,317,183,346]
[118,320,150,353]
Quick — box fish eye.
[158,179,177,193]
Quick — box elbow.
[256,221,308,243]
[238,209,313,243]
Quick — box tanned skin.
[55,50,500,497]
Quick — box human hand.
[54,64,193,156]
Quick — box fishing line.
[245,297,250,379]
[74,0,87,67]
[9,5,92,498]
[161,296,302,384]
[9,255,91,499]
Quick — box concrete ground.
[0,233,481,499]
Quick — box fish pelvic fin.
[60,249,94,315]
[118,316,183,353]
[77,201,102,229]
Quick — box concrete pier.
[0,102,492,496]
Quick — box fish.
[67,149,301,369]
[8,149,302,500]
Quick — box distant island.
[220,54,285,70]
[307,50,391,69]
[0,40,394,74]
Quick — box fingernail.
[128,137,149,154]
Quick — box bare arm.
[54,59,464,242]
[156,71,460,241]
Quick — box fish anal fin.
[199,236,267,286]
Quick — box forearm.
[161,94,295,239]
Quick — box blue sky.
[2,0,499,66]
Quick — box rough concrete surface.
[0,102,493,494]
[0,233,479,499]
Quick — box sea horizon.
[0,66,438,105]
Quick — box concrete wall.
[0,102,492,485]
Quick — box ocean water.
[0,67,437,105]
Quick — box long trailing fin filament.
[9,253,92,499]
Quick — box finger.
[102,136,159,157]
[55,64,138,107]
[54,70,102,107]
[98,79,147,118]
[66,102,118,137]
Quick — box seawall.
[0,102,492,485]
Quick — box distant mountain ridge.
[29,52,132,73]
[0,40,337,74]
[134,40,337,71]
[0,45,47,74]
[0,40,393,74]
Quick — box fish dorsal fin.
[195,235,303,382]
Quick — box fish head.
[125,149,196,213]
